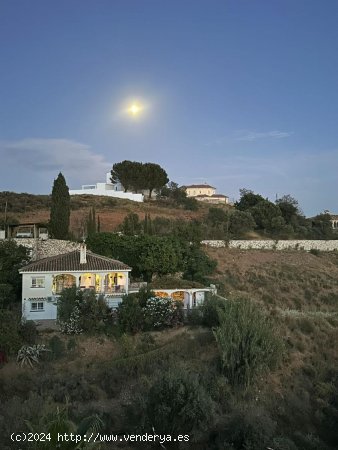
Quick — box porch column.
[185,291,191,309]
[100,273,105,294]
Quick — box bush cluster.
[117,293,184,333]
[57,287,111,335]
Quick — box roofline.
[184,185,216,189]
[19,249,132,272]
[19,268,132,274]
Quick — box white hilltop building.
[69,173,144,202]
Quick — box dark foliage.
[49,172,70,239]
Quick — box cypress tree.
[49,172,70,239]
[86,207,96,237]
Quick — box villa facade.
[184,184,229,205]
[20,244,131,321]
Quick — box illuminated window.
[31,277,45,288]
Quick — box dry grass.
[8,195,211,235]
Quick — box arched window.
[53,274,76,294]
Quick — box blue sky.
[1,0,338,216]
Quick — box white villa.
[20,244,131,321]
[69,173,144,202]
[19,243,216,322]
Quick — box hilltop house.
[184,184,229,205]
[20,244,131,321]
[69,173,144,202]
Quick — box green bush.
[201,295,228,327]
[272,436,298,450]
[220,407,277,450]
[143,297,183,330]
[213,299,283,387]
[0,309,22,355]
[19,320,38,345]
[186,306,204,326]
[67,337,77,352]
[58,287,112,334]
[144,368,215,436]
[79,291,111,333]
[48,336,65,360]
[117,294,144,333]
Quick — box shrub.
[310,248,320,256]
[79,292,111,333]
[213,299,283,387]
[144,368,214,436]
[59,305,82,335]
[186,306,204,326]
[0,309,22,355]
[48,335,65,360]
[17,345,49,368]
[143,297,183,330]
[201,295,228,327]
[58,287,112,334]
[117,294,144,333]
[221,407,277,450]
[272,436,298,450]
[67,337,77,352]
[19,320,38,345]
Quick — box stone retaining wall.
[201,240,338,251]
[13,239,80,260]
[11,238,338,259]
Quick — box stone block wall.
[13,239,81,260]
[201,240,338,251]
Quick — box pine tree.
[49,173,70,239]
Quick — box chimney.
[80,243,87,264]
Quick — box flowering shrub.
[143,297,183,329]
[58,305,83,335]
[17,344,49,367]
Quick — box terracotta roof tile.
[19,250,131,273]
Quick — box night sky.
[1,0,338,216]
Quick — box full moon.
[128,103,142,116]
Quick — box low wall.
[201,240,338,251]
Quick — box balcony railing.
[102,285,126,294]
[53,285,126,296]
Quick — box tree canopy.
[0,240,30,307]
[110,160,168,195]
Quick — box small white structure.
[69,173,144,202]
[153,287,217,308]
[20,244,131,321]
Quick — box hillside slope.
[0,192,212,236]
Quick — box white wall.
[69,186,143,202]
[22,273,56,320]
[22,270,130,321]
